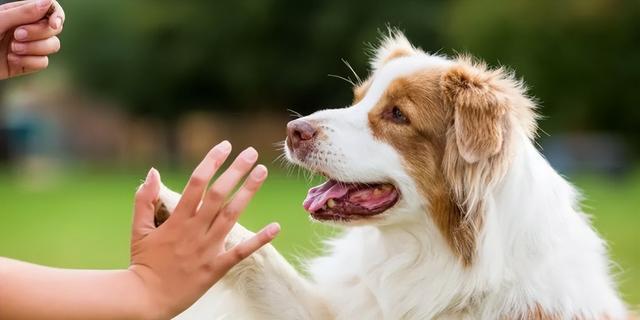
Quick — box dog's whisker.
[287,108,304,119]
[327,74,355,86]
[272,153,286,165]
[341,59,362,84]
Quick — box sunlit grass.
[0,168,638,304]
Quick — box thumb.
[0,0,53,33]
[132,168,161,242]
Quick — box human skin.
[0,0,65,79]
[0,141,281,319]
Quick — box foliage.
[444,0,640,149]
[56,0,639,148]
[56,0,468,116]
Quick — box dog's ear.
[370,29,416,70]
[437,59,511,265]
[441,58,510,163]
[438,58,535,265]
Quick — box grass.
[0,167,638,305]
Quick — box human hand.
[0,0,65,80]
[129,141,280,319]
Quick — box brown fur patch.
[513,304,561,320]
[367,68,482,265]
[441,62,509,163]
[441,57,536,224]
[353,78,372,104]
[505,304,625,320]
[154,201,170,227]
[365,56,534,266]
[381,48,413,66]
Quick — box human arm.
[0,141,280,319]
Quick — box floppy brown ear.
[442,60,509,163]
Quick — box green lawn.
[0,168,638,305]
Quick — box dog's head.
[285,31,537,264]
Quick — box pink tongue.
[348,189,397,210]
[303,180,350,212]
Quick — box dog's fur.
[156,31,631,319]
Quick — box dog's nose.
[287,119,317,149]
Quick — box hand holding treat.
[0,0,65,80]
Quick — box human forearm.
[0,257,158,320]
[0,143,279,319]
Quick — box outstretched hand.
[0,0,65,79]
[0,142,279,320]
[129,141,280,318]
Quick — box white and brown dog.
[156,31,632,319]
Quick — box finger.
[172,141,232,221]
[132,168,161,241]
[7,54,48,75]
[207,165,268,237]
[47,1,64,30]
[196,147,259,226]
[0,1,29,11]
[14,20,59,42]
[0,0,53,32]
[219,223,280,269]
[12,36,60,55]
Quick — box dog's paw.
[224,223,257,250]
[153,183,182,227]
[154,200,171,227]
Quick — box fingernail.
[145,167,158,185]
[242,147,258,162]
[12,43,26,54]
[14,29,27,41]
[217,140,231,152]
[37,0,51,9]
[266,223,281,238]
[251,164,268,180]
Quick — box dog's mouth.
[303,179,400,221]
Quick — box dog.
[155,31,632,319]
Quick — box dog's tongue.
[303,180,349,212]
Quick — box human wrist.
[124,267,169,320]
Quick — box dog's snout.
[287,119,317,149]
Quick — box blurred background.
[0,0,638,304]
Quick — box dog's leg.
[154,183,332,320]
[220,223,332,319]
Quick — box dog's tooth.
[381,184,393,192]
[373,188,382,196]
[327,199,336,208]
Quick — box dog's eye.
[390,106,409,124]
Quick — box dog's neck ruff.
[309,133,627,319]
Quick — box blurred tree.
[57,0,640,151]
[444,0,640,151]
[59,0,446,117]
